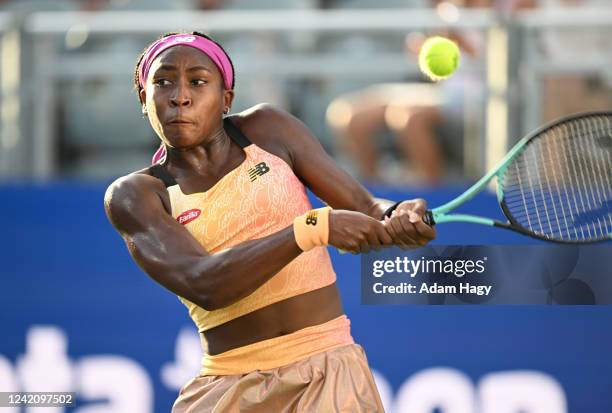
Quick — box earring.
[142,106,148,117]
[224,107,229,114]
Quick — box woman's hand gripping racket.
[422,111,612,243]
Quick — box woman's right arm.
[104,173,305,311]
[106,171,389,309]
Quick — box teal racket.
[422,111,612,243]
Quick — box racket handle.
[423,210,436,226]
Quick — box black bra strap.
[149,163,177,187]
[224,116,252,148]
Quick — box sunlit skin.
[140,46,238,191]
[142,46,232,146]
[106,42,435,355]
[136,46,346,352]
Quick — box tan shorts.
[172,344,385,413]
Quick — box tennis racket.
[421,111,612,243]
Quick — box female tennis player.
[104,32,435,412]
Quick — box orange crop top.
[149,117,337,332]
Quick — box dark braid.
[133,31,236,104]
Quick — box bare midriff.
[203,283,343,355]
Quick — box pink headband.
[138,34,234,90]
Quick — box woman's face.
[140,45,233,149]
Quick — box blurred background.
[1,0,611,412]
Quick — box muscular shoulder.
[105,171,162,205]
[104,170,169,233]
[231,103,314,168]
[233,103,292,126]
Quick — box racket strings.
[500,114,612,242]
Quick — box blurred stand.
[526,0,612,126]
[0,1,609,182]
[0,0,77,180]
[326,0,537,186]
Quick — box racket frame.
[423,110,612,243]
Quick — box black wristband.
[381,201,402,219]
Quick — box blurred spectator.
[327,0,534,185]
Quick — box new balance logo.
[248,162,270,182]
[305,210,318,226]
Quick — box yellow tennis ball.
[418,36,460,81]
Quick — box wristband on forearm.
[381,201,402,219]
[293,207,331,251]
